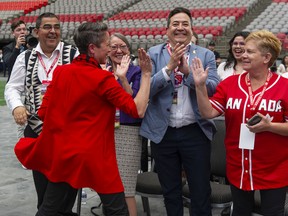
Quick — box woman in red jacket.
[14,22,152,216]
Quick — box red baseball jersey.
[210,72,288,191]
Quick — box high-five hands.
[138,48,152,75]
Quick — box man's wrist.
[165,66,172,76]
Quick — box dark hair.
[281,54,288,69]
[224,31,250,70]
[73,22,108,54]
[35,12,59,29]
[167,7,193,28]
[11,20,26,31]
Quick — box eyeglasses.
[39,24,61,31]
[110,45,128,52]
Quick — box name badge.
[40,80,51,100]
[239,123,255,150]
[172,90,178,104]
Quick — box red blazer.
[15,55,139,194]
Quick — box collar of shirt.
[35,41,62,58]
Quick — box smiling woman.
[107,33,144,216]
[217,31,250,80]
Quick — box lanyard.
[37,50,61,79]
[246,71,271,110]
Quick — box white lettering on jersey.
[226,98,242,110]
[258,99,282,112]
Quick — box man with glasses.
[3,20,28,81]
[5,12,79,216]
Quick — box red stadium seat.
[283,38,288,50]
[211,29,220,37]
[202,29,210,36]
[277,32,286,43]
[215,26,223,35]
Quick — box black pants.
[231,184,287,216]
[151,123,212,216]
[35,181,78,216]
[98,192,129,216]
[140,137,149,172]
[24,125,78,215]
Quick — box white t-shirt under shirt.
[217,62,235,81]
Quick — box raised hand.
[114,55,130,79]
[138,48,152,75]
[16,34,26,49]
[191,57,209,86]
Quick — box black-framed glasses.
[110,45,128,52]
[39,24,61,31]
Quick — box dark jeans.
[35,181,78,216]
[231,184,287,216]
[35,179,128,216]
[151,123,212,216]
[24,125,77,215]
[98,192,129,216]
[141,136,149,172]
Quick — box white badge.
[239,123,255,150]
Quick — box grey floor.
[0,82,223,216]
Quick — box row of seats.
[0,1,48,11]
[243,1,288,50]
[110,8,246,21]
[26,0,139,19]
[0,0,262,53]
[105,0,257,45]
[124,0,259,11]
[107,16,232,32]
[14,14,104,23]
[108,25,223,38]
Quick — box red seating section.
[0,1,48,12]
[110,8,245,21]
[109,11,170,20]
[108,7,247,39]
[13,14,104,23]
[191,7,246,21]
[273,0,288,2]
